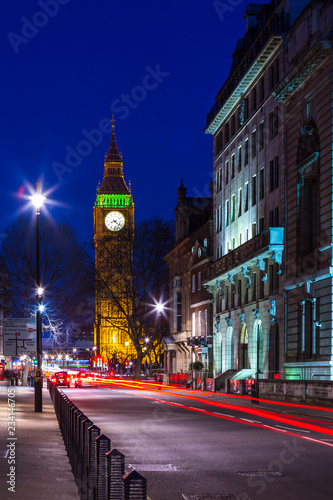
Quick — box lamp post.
[155,303,164,369]
[31,183,45,412]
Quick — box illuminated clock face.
[105,211,125,232]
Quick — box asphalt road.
[63,380,333,500]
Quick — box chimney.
[243,4,262,32]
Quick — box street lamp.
[31,183,45,413]
[155,302,164,369]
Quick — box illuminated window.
[198,310,202,337]
[231,195,235,223]
[225,160,229,185]
[238,188,242,217]
[192,312,196,336]
[231,154,235,179]
[225,200,230,226]
[244,183,249,212]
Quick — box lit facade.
[164,180,213,376]
[205,0,333,382]
[94,121,135,362]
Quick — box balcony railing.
[206,13,290,128]
[206,227,283,282]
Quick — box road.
[63,379,333,500]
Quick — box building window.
[269,207,279,226]
[269,107,279,140]
[238,188,242,217]
[225,284,229,310]
[231,154,235,179]
[251,87,257,113]
[231,195,235,223]
[192,274,196,292]
[215,130,223,156]
[269,263,279,295]
[238,146,242,172]
[198,271,201,290]
[244,139,249,165]
[225,122,230,143]
[252,272,257,301]
[176,292,182,332]
[244,97,249,121]
[246,228,249,241]
[204,309,208,337]
[192,312,196,336]
[270,58,279,89]
[225,160,229,185]
[238,279,242,307]
[204,238,208,248]
[252,222,257,238]
[225,200,230,227]
[251,130,257,158]
[231,115,235,137]
[259,168,265,200]
[239,232,243,245]
[269,156,279,192]
[232,237,236,250]
[244,183,249,212]
[260,77,265,103]
[198,310,202,337]
[259,122,264,151]
[216,206,222,233]
[252,175,257,206]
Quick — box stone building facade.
[205,0,333,382]
[164,180,213,376]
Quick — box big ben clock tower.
[94,118,134,361]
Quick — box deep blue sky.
[0,0,267,244]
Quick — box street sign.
[3,318,37,357]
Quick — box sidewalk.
[0,382,79,500]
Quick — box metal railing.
[49,381,147,500]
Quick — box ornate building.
[164,180,213,377]
[94,120,135,362]
[205,0,333,383]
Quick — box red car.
[50,371,70,387]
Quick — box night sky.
[1,0,267,244]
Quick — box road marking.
[263,425,287,432]
[213,412,234,418]
[240,418,262,424]
[276,425,310,433]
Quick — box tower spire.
[106,115,122,162]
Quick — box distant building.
[0,261,10,358]
[205,0,333,382]
[164,180,213,376]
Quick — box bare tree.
[94,216,174,379]
[1,215,92,345]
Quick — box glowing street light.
[31,182,45,413]
[154,302,165,369]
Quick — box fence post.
[96,434,111,499]
[88,424,101,499]
[81,418,93,499]
[106,448,125,500]
[124,470,147,500]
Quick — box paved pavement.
[0,381,79,500]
